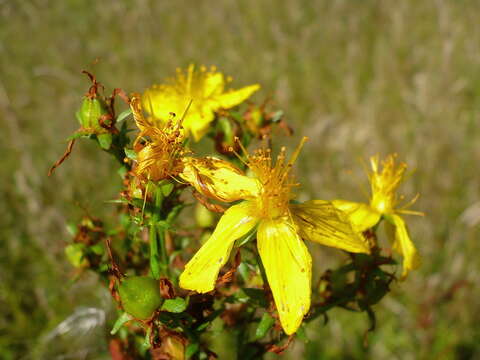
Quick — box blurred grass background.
[2,0,480,358]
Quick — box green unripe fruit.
[77,97,109,132]
[118,276,163,319]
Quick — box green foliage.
[2,0,480,359]
[161,297,189,313]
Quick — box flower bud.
[118,276,163,319]
[65,243,89,268]
[77,97,110,133]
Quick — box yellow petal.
[216,84,260,109]
[179,201,258,293]
[291,200,371,254]
[331,200,381,232]
[183,110,214,142]
[204,72,225,97]
[257,218,312,335]
[180,157,260,202]
[130,96,153,134]
[388,214,421,280]
[143,87,214,142]
[142,87,185,121]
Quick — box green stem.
[149,187,164,279]
[157,223,169,277]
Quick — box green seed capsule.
[77,97,109,132]
[118,276,163,319]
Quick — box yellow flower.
[332,154,423,279]
[130,96,189,182]
[179,138,369,335]
[142,64,260,141]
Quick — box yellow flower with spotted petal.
[142,64,260,141]
[332,154,423,279]
[180,156,260,202]
[179,138,369,335]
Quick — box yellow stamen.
[130,96,188,181]
[233,137,308,219]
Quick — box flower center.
[368,154,406,214]
[239,137,307,220]
[131,97,188,181]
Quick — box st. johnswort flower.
[142,64,260,141]
[332,154,423,279]
[179,138,369,334]
[130,95,189,182]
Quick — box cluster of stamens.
[369,154,422,216]
[131,96,188,181]
[234,137,307,219]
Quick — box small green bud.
[118,276,163,319]
[65,243,89,268]
[77,97,109,132]
[217,117,235,146]
[195,203,216,228]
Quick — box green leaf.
[243,288,268,307]
[65,243,88,268]
[161,297,189,313]
[195,322,210,331]
[185,343,199,358]
[117,166,127,178]
[110,312,132,335]
[295,324,309,343]
[98,263,109,272]
[97,133,112,150]
[166,203,189,224]
[155,220,171,230]
[254,313,275,340]
[66,222,77,237]
[228,110,243,123]
[105,199,129,205]
[236,227,257,247]
[124,148,137,160]
[142,327,152,348]
[270,110,284,123]
[90,243,104,256]
[237,262,249,283]
[66,132,90,141]
[116,109,132,123]
[159,181,174,197]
